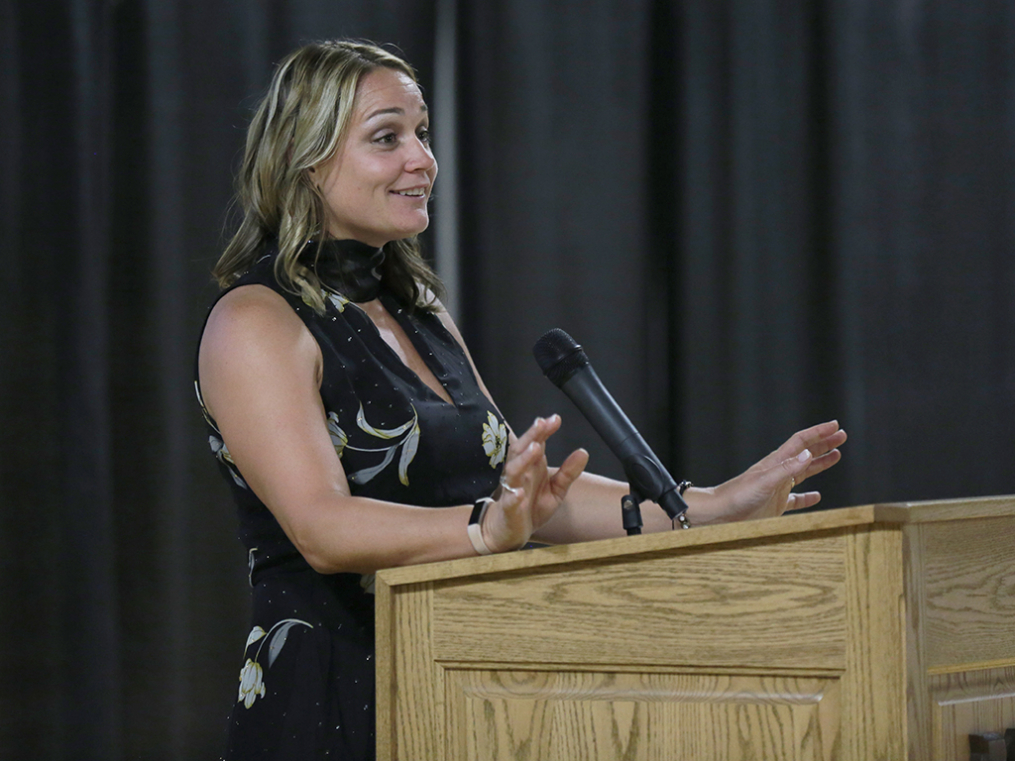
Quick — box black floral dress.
[196,241,508,760]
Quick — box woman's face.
[315,67,437,246]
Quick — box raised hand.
[699,420,847,525]
[480,415,589,553]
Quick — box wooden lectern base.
[376,496,1015,760]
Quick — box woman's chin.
[394,216,431,240]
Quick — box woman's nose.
[405,138,436,173]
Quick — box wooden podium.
[375,496,1015,760]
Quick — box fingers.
[777,421,844,460]
[757,421,846,477]
[786,490,821,511]
[549,448,589,500]
[784,445,842,491]
[797,420,843,446]
[779,446,814,481]
[510,414,562,455]
[484,443,536,553]
[801,448,842,479]
[806,428,847,459]
[762,447,815,510]
[501,438,545,483]
[503,414,564,489]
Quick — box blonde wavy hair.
[214,40,444,313]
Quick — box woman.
[196,40,845,760]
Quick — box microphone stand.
[621,488,645,536]
[619,455,690,535]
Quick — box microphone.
[533,328,689,523]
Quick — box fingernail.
[798,449,812,462]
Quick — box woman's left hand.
[692,420,847,525]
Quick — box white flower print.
[245,625,267,649]
[337,403,420,486]
[327,291,350,313]
[397,422,420,486]
[247,548,259,588]
[196,381,249,489]
[235,619,313,710]
[237,659,265,709]
[327,412,348,459]
[360,573,376,595]
[208,434,247,489]
[482,411,507,468]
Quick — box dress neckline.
[296,240,458,407]
[367,291,458,408]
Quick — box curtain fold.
[458,0,659,479]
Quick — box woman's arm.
[198,286,586,575]
[436,303,846,545]
[532,421,846,543]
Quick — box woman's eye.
[417,128,430,143]
[375,132,397,145]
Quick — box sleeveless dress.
[195,240,508,760]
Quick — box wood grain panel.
[931,665,1015,761]
[445,669,841,761]
[919,516,1015,670]
[432,535,847,670]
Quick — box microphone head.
[533,328,590,388]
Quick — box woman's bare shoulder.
[198,284,322,418]
[202,284,313,355]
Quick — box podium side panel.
[920,515,1015,670]
[929,665,1015,761]
[913,512,1015,760]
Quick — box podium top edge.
[870,493,1015,523]
[375,495,1015,588]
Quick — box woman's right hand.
[479,415,589,553]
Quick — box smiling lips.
[392,187,427,198]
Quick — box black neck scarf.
[304,239,386,303]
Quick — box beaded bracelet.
[673,480,693,529]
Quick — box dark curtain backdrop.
[459,0,1015,502]
[2,0,1013,758]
